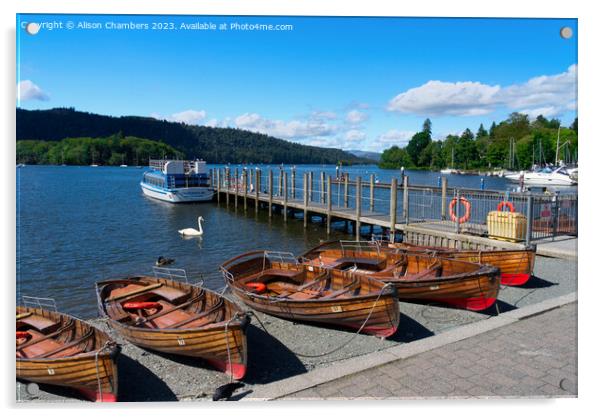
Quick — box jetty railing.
[210,167,577,245]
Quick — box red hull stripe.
[501,273,531,286]
[78,388,118,402]
[439,296,497,312]
[205,359,247,380]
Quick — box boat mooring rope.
[246,283,393,358]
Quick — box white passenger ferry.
[140,159,215,203]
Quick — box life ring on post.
[246,282,267,293]
[497,201,515,213]
[449,197,471,224]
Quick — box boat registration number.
[467,256,480,263]
[429,285,439,290]
[177,338,186,346]
[47,368,55,375]
[331,306,342,313]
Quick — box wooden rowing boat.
[96,275,249,380]
[300,241,501,311]
[16,305,120,402]
[385,242,535,286]
[221,251,400,337]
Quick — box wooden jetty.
[210,168,540,251]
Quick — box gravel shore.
[16,254,577,403]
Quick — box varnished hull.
[16,307,119,402]
[301,241,501,311]
[385,269,500,311]
[390,243,535,286]
[222,251,400,337]
[230,286,400,337]
[97,276,248,380]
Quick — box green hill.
[16,107,368,165]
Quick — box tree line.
[16,135,184,166]
[379,113,578,171]
[16,108,368,165]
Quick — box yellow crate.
[487,211,526,242]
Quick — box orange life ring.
[16,331,31,341]
[497,201,515,212]
[246,282,267,293]
[123,301,162,310]
[449,197,471,224]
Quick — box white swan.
[179,216,204,236]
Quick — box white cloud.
[387,65,577,118]
[17,80,49,101]
[376,129,415,145]
[346,109,369,124]
[171,109,206,124]
[388,81,500,116]
[233,112,339,139]
[311,110,337,120]
[345,129,367,141]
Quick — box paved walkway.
[283,303,577,399]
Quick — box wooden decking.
[214,173,529,252]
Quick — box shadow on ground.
[242,324,307,385]
[117,354,177,401]
[517,275,559,289]
[388,313,434,343]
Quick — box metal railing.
[211,167,577,244]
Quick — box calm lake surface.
[16,164,575,317]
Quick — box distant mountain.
[16,108,370,165]
[347,149,381,161]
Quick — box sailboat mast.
[555,126,560,166]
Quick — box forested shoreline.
[16,136,183,166]
[379,113,578,171]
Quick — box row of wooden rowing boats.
[16,240,535,401]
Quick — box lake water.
[16,164,575,317]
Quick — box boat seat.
[16,329,83,359]
[106,301,131,322]
[149,286,189,304]
[403,266,443,281]
[17,314,60,334]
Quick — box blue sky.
[17,15,577,152]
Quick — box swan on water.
[178,216,204,236]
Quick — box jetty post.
[369,174,375,212]
[283,172,288,222]
[402,175,409,224]
[243,169,248,211]
[320,172,326,204]
[303,173,309,228]
[216,169,221,204]
[278,168,283,197]
[255,168,260,214]
[344,174,349,208]
[389,178,398,242]
[226,167,230,206]
[441,176,448,220]
[234,168,239,209]
[268,170,274,218]
[526,193,533,246]
[291,167,296,199]
[327,176,332,235]
[309,171,314,203]
[356,176,362,239]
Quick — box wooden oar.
[106,283,163,302]
[134,292,206,325]
[171,299,225,329]
[16,312,33,320]
[16,320,75,351]
[38,329,94,358]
